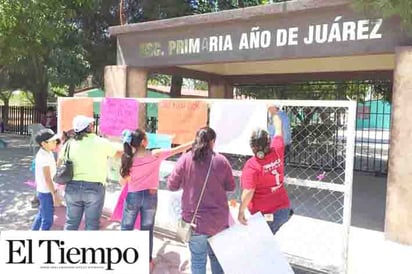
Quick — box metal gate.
[223,100,356,273]
[235,80,392,175]
[136,98,357,273]
[87,97,356,273]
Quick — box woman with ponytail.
[238,113,292,235]
[167,127,235,274]
[118,129,192,268]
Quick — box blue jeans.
[64,181,105,230]
[268,208,293,235]
[121,189,157,261]
[32,192,54,230]
[189,233,224,274]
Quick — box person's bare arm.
[43,166,60,205]
[105,138,123,158]
[272,113,283,137]
[238,189,255,225]
[119,175,130,187]
[56,142,67,167]
[152,141,192,158]
[114,150,123,158]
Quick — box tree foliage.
[236,80,392,103]
[352,0,412,30]
[0,0,277,110]
[146,0,272,90]
[70,0,120,86]
[0,0,90,112]
[0,0,399,113]
[190,0,271,13]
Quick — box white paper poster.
[154,189,183,231]
[210,101,267,155]
[208,213,294,274]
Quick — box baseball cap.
[35,129,60,145]
[72,115,94,133]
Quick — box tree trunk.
[68,84,75,97]
[1,98,9,129]
[29,54,49,115]
[170,76,183,98]
[33,85,48,115]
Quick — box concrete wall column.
[104,66,128,97]
[208,81,234,99]
[385,47,412,245]
[104,65,148,129]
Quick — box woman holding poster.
[119,129,192,269]
[238,114,293,235]
[167,127,236,274]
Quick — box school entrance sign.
[111,3,409,68]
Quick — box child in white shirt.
[31,129,61,230]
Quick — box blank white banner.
[209,213,294,274]
[210,101,267,155]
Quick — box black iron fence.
[0,105,42,135]
[236,80,392,175]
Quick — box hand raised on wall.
[272,114,283,137]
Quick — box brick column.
[385,47,412,245]
[208,80,234,99]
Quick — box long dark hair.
[192,127,216,162]
[73,126,92,141]
[120,129,146,177]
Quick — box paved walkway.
[0,134,195,273]
[1,133,411,274]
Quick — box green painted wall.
[356,100,391,130]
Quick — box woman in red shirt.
[238,114,293,234]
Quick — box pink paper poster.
[99,98,139,136]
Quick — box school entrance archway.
[105,0,412,270]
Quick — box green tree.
[0,73,12,124]
[236,81,390,102]
[140,0,272,95]
[119,1,194,97]
[191,0,271,13]
[352,0,412,29]
[0,66,23,125]
[0,0,90,113]
[48,46,90,97]
[71,0,120,87]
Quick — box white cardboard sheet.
[208,213,294,274]
[210,101,267,155]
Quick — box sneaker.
[31,198,40,208]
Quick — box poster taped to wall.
[146,133,173,149]
[58,98,94,133]
[210,101,267,155]
[157,100,208,144]
[99,98,139,136]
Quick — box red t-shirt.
[241,136,290,214]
